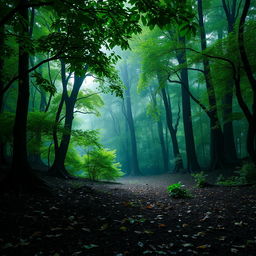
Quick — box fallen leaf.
[83,244,99,249]
[197,244,210,249]
[81,228,91,232]
[138,241,144,247]
[182,243,193,247]
[143,250,153,254]
[99,223,109,231]
[31,231,42,237]
[231,248,238,253]
[120,226,127,231]
[144,230,154,234]
[51,227,63,232]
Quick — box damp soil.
[0,173,256,256]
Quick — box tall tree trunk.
[157,120,169,172]
[3,0,46,192]
[237,0,256,163]
[176,37,200,172]
[150,91,169,172]
[197,0,228,169]
[159,80,184,172]
[27,9,47,169]
[221,0,238,163]
[121,62,141,176]
[49,74,85,178]
[0,25,7,166]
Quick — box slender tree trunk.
[197,0,228,169]
[121,62,141,176]
[124,119,131,175]
[49,74,85,178]
[27,9,47,169]
[176,37,200,172]
[12,0,31,173]
[157,120,169,172]
[0,25,7,166]
[150,91,169,172]
[160,86,183,172]
[221,0,238,163]
[237,0,256,163]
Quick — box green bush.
[239,163,256,183]
[82,148,124,181]
[191,171,208,188]
[167,182,192,199]
[216,163,256,186]
[216,174,242,186]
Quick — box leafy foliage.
[79,148,124,181]
[167,182,192,199]
[31,72,56,95]
[216,174,243,186]
[239,163,256,183]
[0,112,15,143]
[75,90,104,117]
[192,171,208,188]
[216,163,256,186]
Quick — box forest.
[0,0,256,255]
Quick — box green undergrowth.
[191,171,208,188]
[167,182,192,199]
[217,163,256,186]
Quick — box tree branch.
[76,92,100,102]
[167,77,211,118]
[173,47,237,76]
[1,54,60,95]
[238,0,256,92]
[73,110,95,115]
[0,1,54,27]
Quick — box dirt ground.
[1,174,256,256]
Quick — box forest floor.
[1,173,256,256]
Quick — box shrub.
[191,171,208,188]
[167,182,192,199]
[216,174,242,186]
[216,163,256,186]
[239,163,256,183]
[82,148,124,181]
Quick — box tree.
[197,0,227,168]
[221,0,240,163]
[120,60,142,176]
[236,0,256,163]
[6,0,46,192]
[148,90,170,173]
[175,36,201,172]
[135,29,184,172]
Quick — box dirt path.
[1,174,256,256]
[87,174,195,197]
